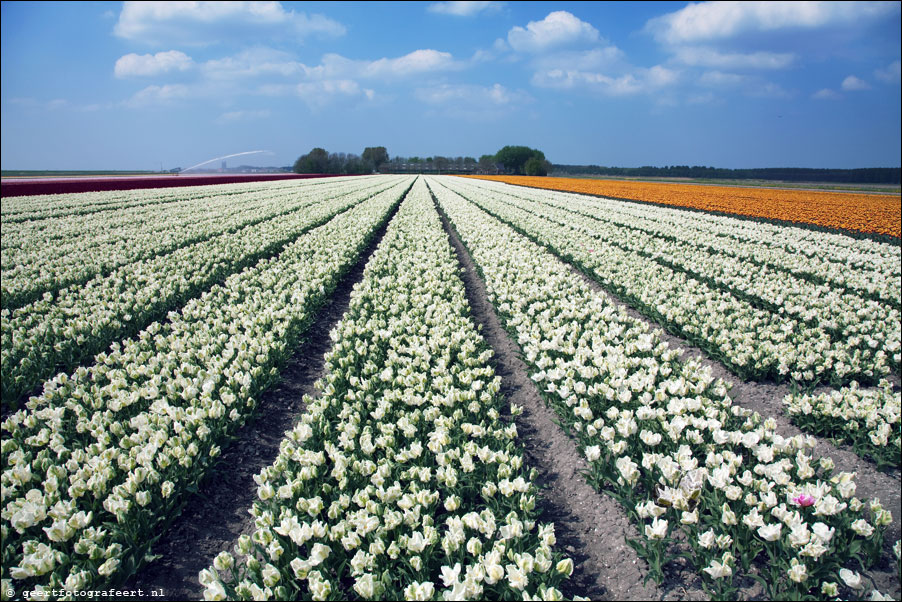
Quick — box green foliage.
[524,156,552,176]
[293,148,371,175]
[495,145,547,175]
[293,147,329,174]
[362,146,390,171]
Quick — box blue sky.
[2,1,900,170]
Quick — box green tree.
[478,154,496,173]
[495,145,546,175]
[293,147,330,174]
[362,146,389,172]
[524,156,551,176]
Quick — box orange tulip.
[464,175,901,238]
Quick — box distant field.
[469,175,901,238]
[551,173,902,194]
[0,172,333,197]
[1,170,161,177]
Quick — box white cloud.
[533,47,625,72]
[428,1,503,16]
[415,83,531,105]
[203,48,303,79]
[508,11,600,53]
[114,1,345,45]
[363,49,463,78]
[841,75,870,90]
[295,80,374,109]
[647,1,900,44]
[812,88,839,99]
[699,70,748,87]
[305,49,463,82]
[875,59,901,83]
[672,47,794,69]
[127,83,191,106]
[532,65,678,96]
[115,50,193,77]
[196,47,461,83]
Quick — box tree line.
[293,145,553,176]
[552,164,901,184]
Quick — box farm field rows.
[1,175,899,601]
[467,175,902,239]
[1,176,408,409]
[437,177,900,387]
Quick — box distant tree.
[362,146,389,172]
[344,154,369,175]
[524,156,551,176]
[478,154,496,173]
[495,145,546,174]
[293,147,330,173]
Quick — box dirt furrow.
[434,198,691,601]
[123,198,402,601]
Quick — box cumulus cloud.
[415,83,531,105]
[115,50,193,77]
[841,75,870,90]
[364,49,463,77]
[127,83,191,106]
[532,64,678,96]
[672,47,794,70]
[114,1,345,45]
[699,70,748,87]
[202,48,303,79]
[875,59,901,83]
[304,49,464,81]
[295,79,374,109]
[812,88,839,99]
[533,47,625,73]
[508,11,600,53]
[647,1,899,44]
[428,1,503,16]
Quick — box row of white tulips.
[1,177,354,223]
[462,177,901,307]
[0,178,413,600]
[2,177,364,262]
[2,187,180,221]
[437,177,893,386]
[429,176,893,601]
[4,180,308,261]
[1,177,407,409]
[446,178,900,377]
[783,380,900,470]
[2,177,381,310]
[203,178,572,601]
[3,185,299,282]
